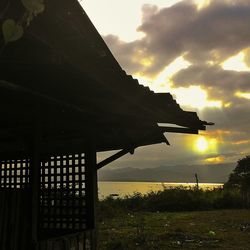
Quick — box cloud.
[202,102,250,133]
[104,0,250,76]
[102,0,250,166]
[172,65,250,101]
[204,155,225,164]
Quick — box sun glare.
[196,137,209,152]
[195,0,211,10]
[194,136,218,153]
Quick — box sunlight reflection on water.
[98,181,223,199]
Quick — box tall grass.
[98,186,244,218]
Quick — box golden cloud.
[204,156,225,164]
[232,139,250,145]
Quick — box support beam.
[85,142,98,250]
[30,120,41,250]
[97,148,135,170]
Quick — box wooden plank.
[160,126,199,134]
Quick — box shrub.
[98,186,245,218]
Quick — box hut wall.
[0,189,31,250]
[0,158,31,250]
[0,151,96,250]
[39,153,87,238]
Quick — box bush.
[98,186,245,218]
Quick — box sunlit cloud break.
[135,56,191,93]
[222,51,250,72]
[172,86,222,110]
[235,91,250,100]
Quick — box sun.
[196,136,209,152]
[193,136,218,154]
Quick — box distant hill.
[98,163,235,183]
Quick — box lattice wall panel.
[0,159,30,189]
[40,153,86,232]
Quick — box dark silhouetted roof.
[0,0,212,157]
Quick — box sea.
[98,181,223,199]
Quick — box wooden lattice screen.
[40,153,87,233]
[0,153,88,237]
[0,158,31,250]
[0,159,30,189]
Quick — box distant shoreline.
[98,181,224,198]
[98,163,234,184]
[98,180,224,184]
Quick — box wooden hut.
[0,0,212,249]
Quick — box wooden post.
[30,120,41,249]
[195,173,199,190]
[85,143,98,250]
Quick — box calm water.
[98,181,223,199]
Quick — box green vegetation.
[98,187,249,249]
[1,0,45,45]
[98,156,250,249]
[225,155,250,207]
[98,209,250,249]
[99,187,244,216]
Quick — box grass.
[98,209,250,249]
[97,187,249,249]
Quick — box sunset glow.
[204,156,225,164]
[81,0,250,167]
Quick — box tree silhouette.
[225,156,250,207]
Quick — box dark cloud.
[201,101,250,134]
[172,63,250,141]
[172,65,250,101]
[104,0,250,76]
[104,35,141,73]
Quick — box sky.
[81,0,250,169]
